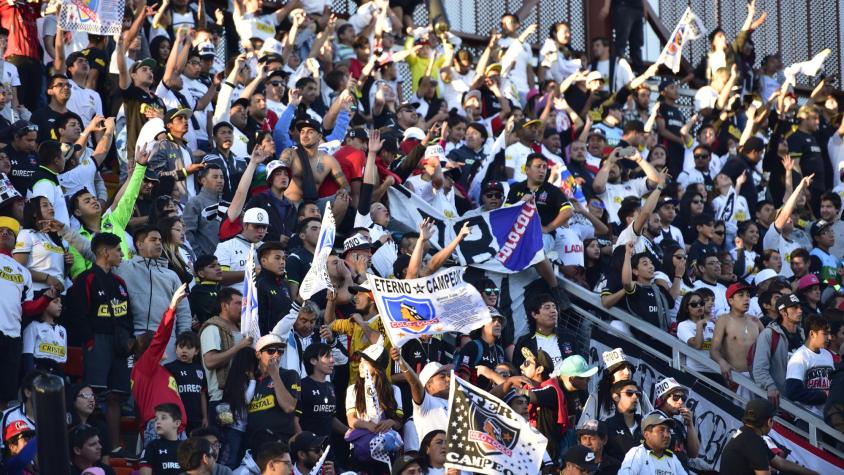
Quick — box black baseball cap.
[295,117,323,135]
[563,445,599,472]
[290,431,327,456]
[347,128,368,141]
[482,180,504,194]
[776,293,801,311]
[810,219,832,237]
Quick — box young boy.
[164,331,208,433]
[189,255,223,329]
[139,403,183,475]
[21,290,67,375]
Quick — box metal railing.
[558,277,844,458]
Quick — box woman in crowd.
[220,347,257,468]
[676,189,707,246]
[14,197,68,292]
[731,220,760,283]
[583,238,607,292]
[66,383,113,463]
[419,430,448,475]
[159,215,195,285]
[675,291,715,372]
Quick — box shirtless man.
[281,118,350,202]
[711,282,763,396]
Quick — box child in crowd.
[21,290,67,375]
[139,403,184,475]
[164,331,208,434]
[189,255,223,330]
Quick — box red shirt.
[0,3,40,60]
[320,145,365,197]
[131,308,187,433]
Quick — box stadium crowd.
[0,0,841,473]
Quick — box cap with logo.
[397,102,420,113]
[563,444,599,471]
[197,41,216,58]
[243,208,270,225]
[265,159,291,180]
[754,268,778,286]
[602,348,630,373]
[342,233,371,256]
[810,219,832,237]
[576,419,608,438]
[482,180,504,194]
[3,419,33,442]
[641,410,672,431]
[777,293,802,311]
[295,117,323,135]
[130,57,158,73]
[164,107,192,123]
[797,273,821,291]
[423,144,446,164]
[654,377,687,405]
[402,127,425,141]
[347,128,369,141]
[513,119,543,133]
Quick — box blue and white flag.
[240,243,261,344]
[299,202,336,300]
[656,7,706,73]
[387,186,544,274]
[368,267,491,347]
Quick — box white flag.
[656,7,706,73]
[368,267,491,347]
[240,244,261,344]
[299,201,336,300]
[445,374,547,475]
[59,0,126,35]
[783,48,832,88]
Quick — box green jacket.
[69,164,147,278]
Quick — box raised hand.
[288,87,302,106]
[419,218,434,241]
[169,283,189,310]
[368,129,383,154]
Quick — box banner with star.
[59,0,126,35]
[367,267,491,347]
[445,373,547,475]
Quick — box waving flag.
[445,374,547,475]
[783,48,832,88]
[299,202,336,300]
[240,243,261,344]
[656,7,706,73]
[368,267,491,347]
[387,185,545,273]
[59,0,126,35]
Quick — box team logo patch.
[382,296,437,334]
[468,403,520,457]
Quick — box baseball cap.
[381,134,401,154]
[741,136,766,153]
[397,102,421,113]
[358,343,389,370]
[290,431,327,456]
[654,377,687,403]
[265,159,291,180]
[402,127,425,141]
[463,89,482,105]
[503,388,529,405]
[726,282,751,300]
[602,348,630,373]
[391,454,422,475]
[61,142,82,161]
[488,306,505,323]
[576,419,607,438]
[0,216,20,237]
[563,444,599,472]
[423,144,446,164]
[418,362,449,387]
[584,70,604,83]
[164,107,192,123]
[513,119,543,133]
[656,195,679,209]
[255,334,286,352]
[212,120,234,135]
[797,273,821,291]
[482,180,504,194]
[342,233,371,255]
[66,50,88,66]
[754,268,778,286]
[810,219,832,237]
[197,41,216,58]
[588,127,606,139]
[347,128,368,141]
[743,398,776,425]
[776,293,801,311]
[642,410,672,431]
[143,168,159,182]
[4,420,33,442]
[295,117,323,135]
[9,120,38,137]
[130,57,157,73]
[556,355,598,378]
[484,63,502,76]
[243,208,270,225]
[658,77,678,93]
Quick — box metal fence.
[653,0,843,87]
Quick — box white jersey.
[66,78,103,127]
[504,142,533,182]
[676,319,714,372]
[234,11,279,42]
[214,235,259,289]
[182,75,212,142]
[786,345,834,417]
[59,149,99,198]
[600,177,649,225]
[618,444,688,475]
[13,230,66,292]
[0,254,33,338]
[413,393,448,442]
[22,321,67,363]
[557,226,584,267]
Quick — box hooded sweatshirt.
[752,321,805,392]
[114,255,192,337]
[183,187,224,257]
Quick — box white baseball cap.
[419,362,450,388]
[255,334,286,352]
[243,208,270,225]
[265,159,291,180]
[754,268,778,286]
[403,127,425,141]
[654,377,686,403]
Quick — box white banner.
[240,244,260,344]
[445,374,547,475]
[387,186,545,274]
[589,333,844,473]
[299,202,336,300]
[656,7,706,73]
[368,267,491,347]
[59,0,126,36]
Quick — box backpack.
[746,330,781,371]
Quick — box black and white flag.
[445,374,547,475]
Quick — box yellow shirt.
[404,37,446,94]
[331,316,392,383]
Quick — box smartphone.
[619,146,637,158]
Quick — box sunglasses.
[691,200,704,205]
[693,154,710,159]
[483,288,500,295]
[674,254,687,260]
[262,346,287,355]
[268,81,284,87]
[714,231,725,235]
[688,301,703,308]
[623,390,641,397]
[484,192,503,199]
[671,393,687,402]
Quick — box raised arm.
[116,32,130,90]
[774,174,813,231]
[421,222,471,276]
[621,241,635,291]
[406,219,432,279]
[226,148,269,222]
[592,148,620,194]
[391,347,426,405]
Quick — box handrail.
[557,277,844,457]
